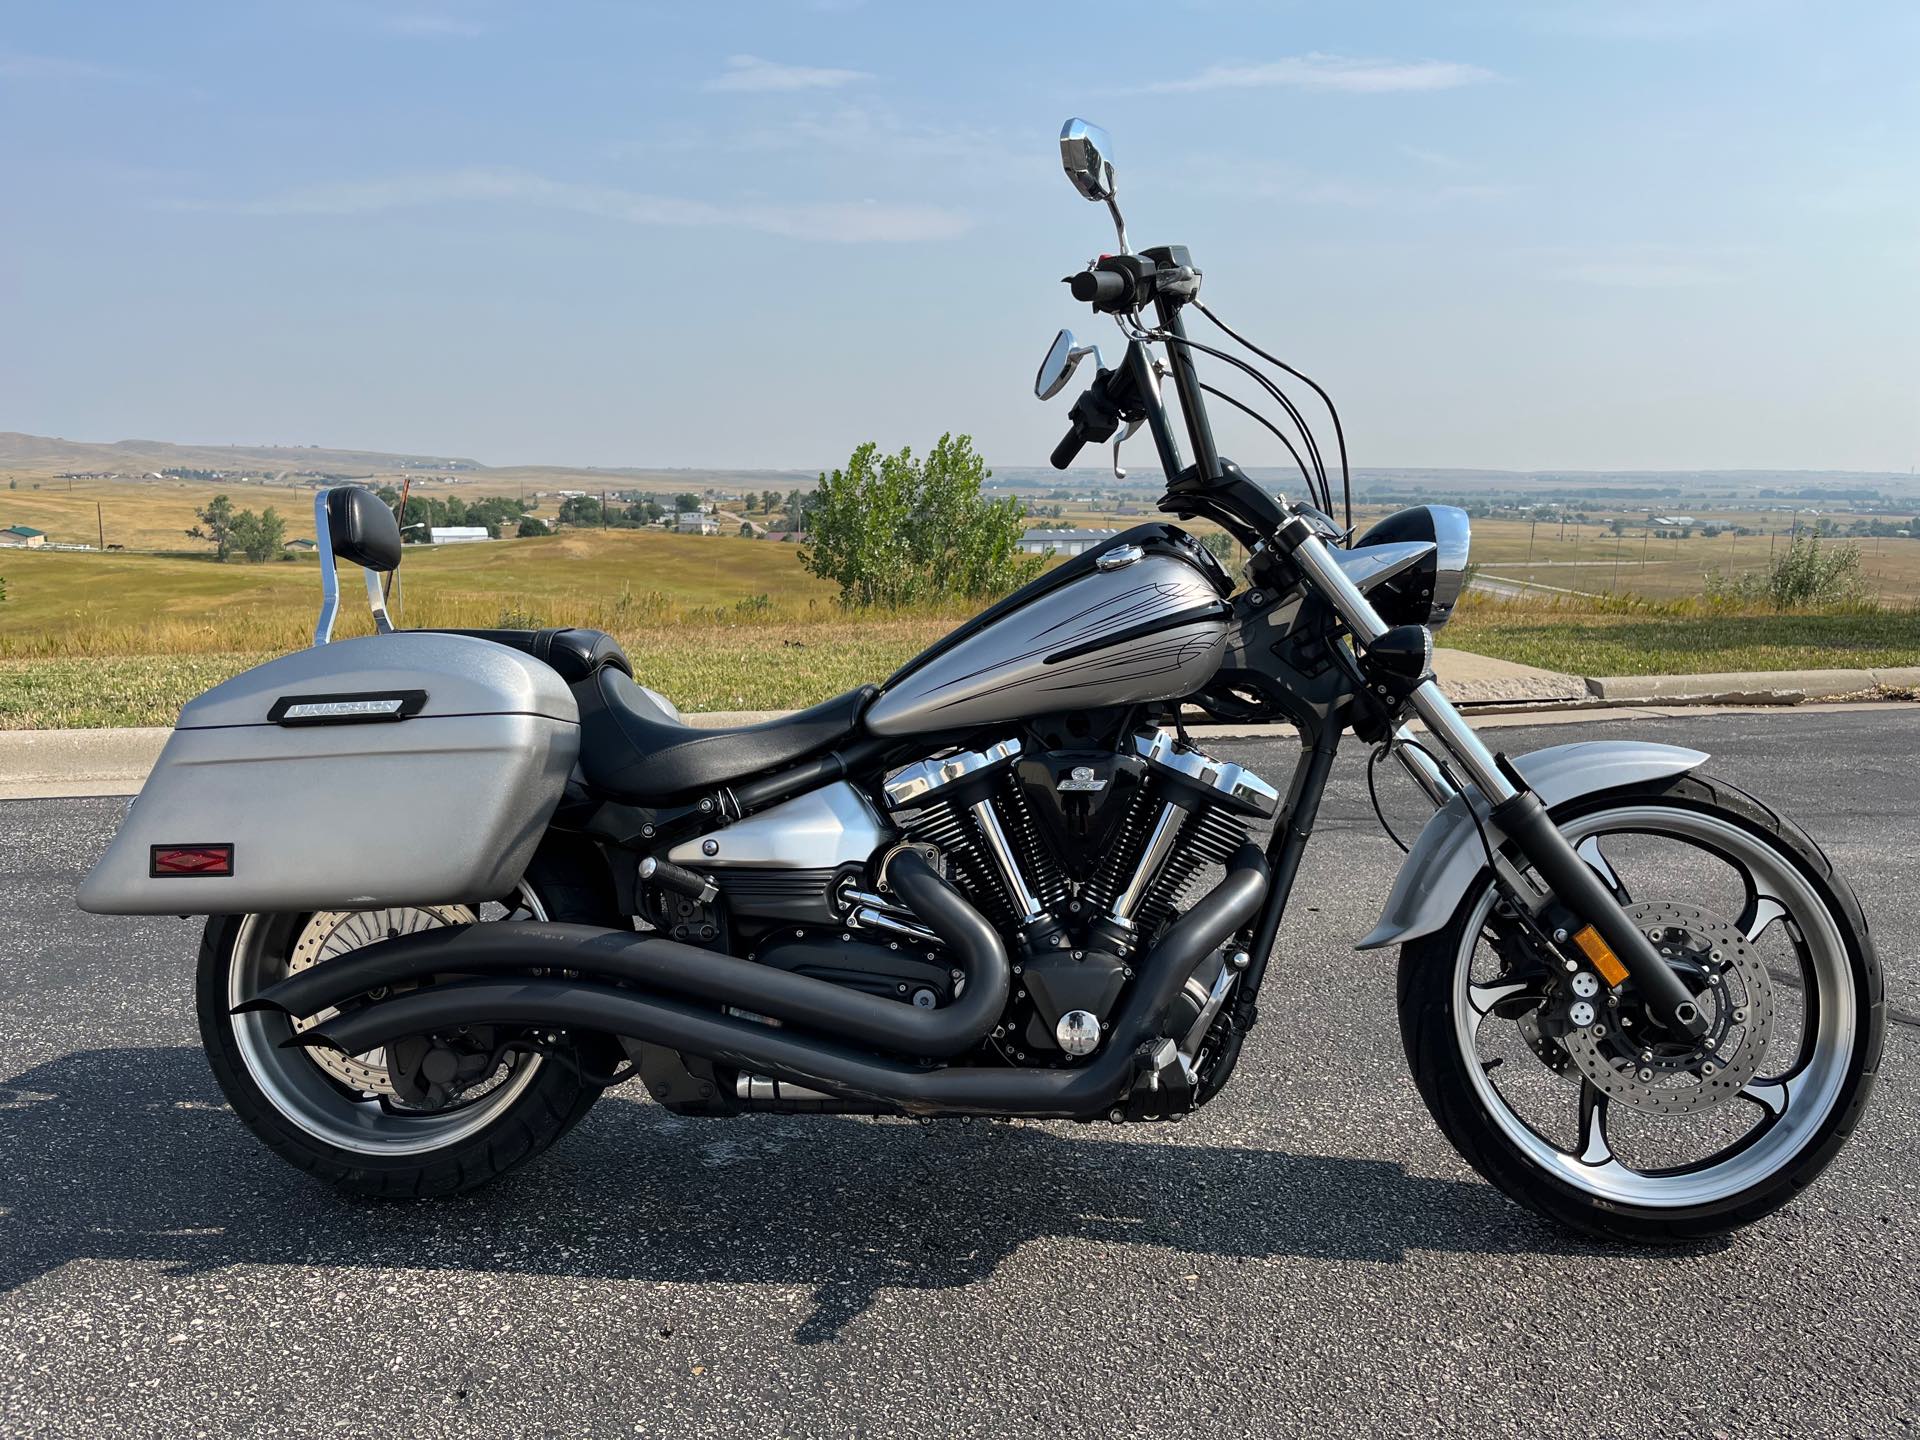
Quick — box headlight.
[1352,505,1471,628]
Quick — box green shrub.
[1707,534,1866,609]
[802,434,1041,608]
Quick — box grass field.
[0,526,1914,728]
[1444,591,1920,677]
[0,529,855,656]
[1033,500,1920,604]
[0,475,330,553]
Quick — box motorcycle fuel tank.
[865,526,1232,736]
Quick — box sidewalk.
[1,650,1913,800]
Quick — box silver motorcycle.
[80,120,1882,1240]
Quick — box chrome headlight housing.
[1351,505,1471,629]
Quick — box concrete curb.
[2,672,1913,800]
[1586,666,1920,706]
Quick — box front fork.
[1279,515,1708,1040]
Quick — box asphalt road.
[1,706,1915,1438]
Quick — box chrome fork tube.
[1286,528,1515,805]
[1389,724,1457,807]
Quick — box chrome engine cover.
[667,781,894,924]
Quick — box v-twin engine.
[878,728,1279,1057]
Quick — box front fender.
[1356,740,1708,950]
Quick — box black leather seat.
[414,627,633,685]
[579,667,874,803]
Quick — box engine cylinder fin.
[1081,785,1158,915]
[993,783,1070,913]
[900,797,1021,933]
[1136,806,1251,938]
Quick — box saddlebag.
[76,632,580,915]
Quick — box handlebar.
[1049,368,1123,470]
[1068,268,1130,309]
[1050,427,1093,470]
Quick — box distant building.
[1650,515,1697,527]
[674,512,719,535]
[1018,527,1119,557]
[429,526,492,544]
[286,537,317,551]
[0,525,47,548]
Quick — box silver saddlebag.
[77,632,580,915]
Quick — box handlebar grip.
[1050,428,1089,470]
[1069,268,1130,309]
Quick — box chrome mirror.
[1059,118,1116,202]
[1034,328,1105,400]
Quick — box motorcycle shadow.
[0,1046,1701,1343]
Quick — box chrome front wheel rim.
[1452,803,1856,1210]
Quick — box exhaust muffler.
[283,846,1268,1118]
[242,851,1006,1060]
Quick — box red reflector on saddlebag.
[150,845,233,878]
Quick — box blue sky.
[2,1,1913,474]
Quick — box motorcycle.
[79,119,1882,1240]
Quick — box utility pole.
[96,502,104,551]
[1527,517,1536,566]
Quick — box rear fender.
[1357,740,1708,950]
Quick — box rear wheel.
[197,845,626,1198]
[1398,774,1884,1241]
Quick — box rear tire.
[197,841,628,1199]
[1397,773,1884,1242]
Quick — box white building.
[1018,528,1119,557]
[674,512,719,535]
[429,526,492,544]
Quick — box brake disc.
[1560,900,1775,1116]
[286,906,474,1095]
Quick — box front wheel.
[197,845,626,1199]
[1398,773,1884,1242]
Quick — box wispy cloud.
[1150,52,1494,95]
[0,51,135,83]
[1399,145,1469,171]
[1523,1,1765,41]
[705,54,870,93]
[174,167,967,244]
[378,13,488,38]
[1552,246,1746,289]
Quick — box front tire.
[1398,773,1884,1242]
[197,843,626,1199]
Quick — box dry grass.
[2,522,1915,729]
[1446,589,1920,676]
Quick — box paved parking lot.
[1,706,1915,1437]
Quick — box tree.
[802,434,1040,608]
[674,493,701,515]
[761,489,780,515]
[187,494,239,560]
[557,495,602,527]
[229,505,287,562]
[517,516,551,538]
[0,574,7,604]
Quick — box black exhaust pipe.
[242,852,1006,1061]
[289,845,1269,1118]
